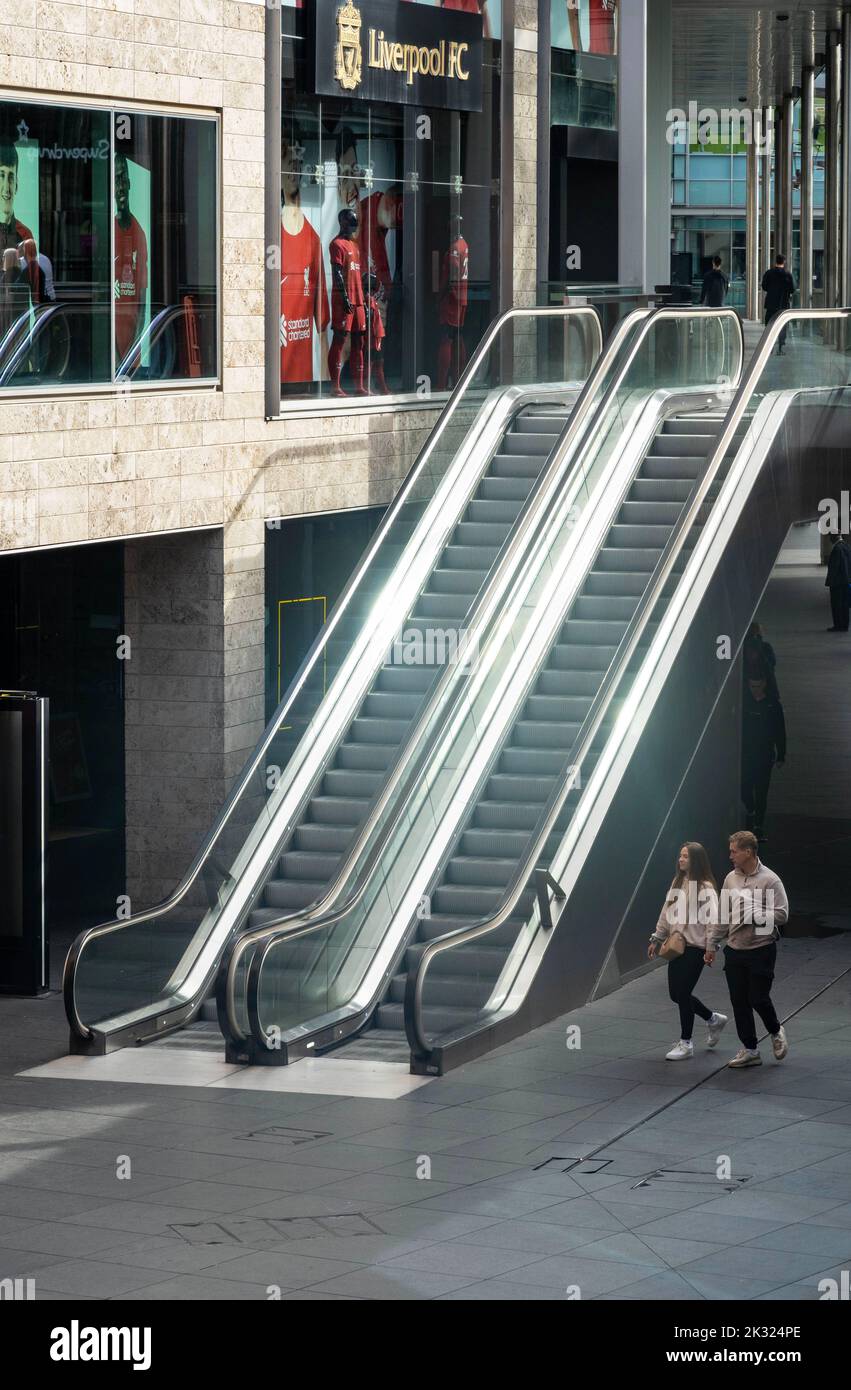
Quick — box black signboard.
[310,0,483,112]
[0,691,48,995]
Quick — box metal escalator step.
[363,690,423,720]
[485,773,557,802]
[264,878,326,909]
[500,746,570,777]
[489,455,546,480]
[415,592,471,620]
[442,543,501,569]
[631,478,694,503]
[293,823,355,853]
[430,568,488,595]
[512,720,581,750]
[608,524,675,549]
[479,475,536,502]
[513,411,569,433]
[536,668,600,697]
[335,742,395,772]
[279,849,339,881]
[308,795,370,826]
[375,665,436,693]
[446,855,517,887]
[433,882,535,916]
[572,595,639,622]
[465,498,525,525]
[619,501,684,527]
[405,940,511,976]
[595,547,662,572]
[550,642,618,671]
[584,570,651,598]
[502,432,553,455]
[322,768,383,798]
[349,716,408,745]
[662,416,722,435]
[388,972,498,1008]
[524,694,593,722]
[416,912,526,946]
[648,433,715,456]
[460,827,534,858]
[374,1001,477,1033]
[561,618,629,644]
[453,520,513,548]
[640,456,702,481]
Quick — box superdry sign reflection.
[311,0,484,112]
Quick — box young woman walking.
[648,842,727,1060]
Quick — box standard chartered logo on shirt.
[280,315,311,347]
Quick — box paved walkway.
[1,927,849,1301]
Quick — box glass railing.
[405,308,848,1069]
[64,305,604,1049]
[233,308,743,1059]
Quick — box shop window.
[279,12,499,402]
[0,98,218,392]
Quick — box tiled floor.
[1,928,850,1301]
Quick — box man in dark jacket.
[700,255,729,307]
[825,533,851,632]
[762,253,795,354]
[741,670,786,841]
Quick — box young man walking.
[761,253,795,354]
[705,830,789,1068]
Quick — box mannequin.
[328,207,367,397]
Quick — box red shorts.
[332,297,366,334]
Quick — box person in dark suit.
[700,255,729,307]
[762,253,795,354]
[741,668,787,842]
[825,533,851,632]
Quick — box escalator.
[399,307,851,1073]
[213,307,745,1064]
[64,305,613,1052]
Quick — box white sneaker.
[666,1040,694,1060]
[728,1047,762,1068]
[707,1012,728,1049]
[772,1026,789,1061]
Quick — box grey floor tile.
[597,1270,707,1300]
[34,1258,175,1298]
[531,1196,630,1231]
[61,1201,223,1236]
[752,1281,822,1301]
[0,1222,137,1258]
[561,1232,668,1269]
[678,1270,787,1301]
[380,1240,545,1279]
[632,1212,793,1244]
[678,1244,832,1285]
[449,1219,611,1256]
[636,1234,730,1266]
[112,1274,270,1300]
[744,1224,851,1259]
[200,1249,363,1288]
[212,1161,365,1194]
[806,1203,851,1229]
[260,1233,432,1264]
[369,1208,502,1239]
[377,1155,524,1185]
[0,1248,68,1277]
[301,1172,460,1207]
[498,1252,656,1297]
[689,1192,844,1222]
[237,1192,387,1221]
[436,1278,569,1300]
[399,1188,565,1220]
[288,1266,478,1299]
[94,1233,288,1275]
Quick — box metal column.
[746,128,759,319]
[800,68,814,307]
[773,106,783,257]
[760,106,773,310]
[842,13,851,305]
[781,92,794,265]
[825,31,842,307]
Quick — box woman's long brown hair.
[671,841,718,892]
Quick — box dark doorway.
[549,128,618,284]
[0,543,125,944]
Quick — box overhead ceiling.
[671,2,847,108]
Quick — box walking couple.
[648,830,789,1069]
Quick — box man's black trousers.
[723,942,781,1050]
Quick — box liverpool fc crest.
[335,0,363,91]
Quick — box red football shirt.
[280,217,329,384]
[114,214,148,360]
[330,235,366,332]
[588,0,617,55]
[359,191,393,294]
[439,237,469,327]
[365,293,385,352]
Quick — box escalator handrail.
[227,306,744,1051]
[402,305,828,1061]
[63,303,603,1041]
[116,303,190,379]
[221,307,652,1043]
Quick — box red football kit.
[114,213,148,360]
[280,216,329,384]
[364,294,385,353]
[329,235,366,332]
[439,237,469,328]
[588,0,617,55]
[359,191,396,295]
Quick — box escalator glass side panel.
[246,310,742,1055]
[66,307,603,1046]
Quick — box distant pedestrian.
[741,667,786,841]
[648,842,727,1060]
[700,255,729,307]
[762,253,795,354]
[825,533,851,632]
[743,621,780,698]
[706,831,789,1068]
